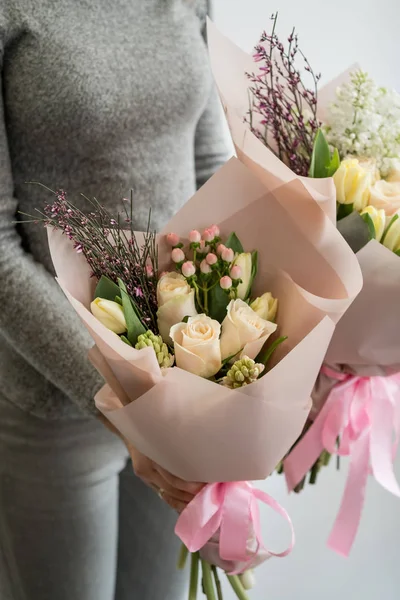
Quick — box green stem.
[226,575,250,600]
[309,461,320,485]
[189,552,200,600]
[204,287,209,314]
[201,561,216,600]
[193,282,205,312]
[211,566,223,600]
[177,544,189,570]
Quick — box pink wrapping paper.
[206,20,337,223]
[48,158,362,483]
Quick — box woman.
[0,1,230,598]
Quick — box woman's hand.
[127,442,204,512]
[98,413,203,512]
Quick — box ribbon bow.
[284,367,400,556]
[175,481,294,574]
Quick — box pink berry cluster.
[165,226,242,294]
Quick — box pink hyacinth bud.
[145,265,154,278]
[189,229,201,244]
[220,276,232,290]
[216,244,226,256]
[206,253,218,266]
[200,260,212,274]
[166,232,180,247]
[210,224,220,237]
[230,265,242,280]
[171,248,185,264]
[181,261,196,278]
[221,247,234,263]
[202,228,215,243]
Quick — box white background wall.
[212,1,400,599]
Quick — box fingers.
[150,471,194,504]
[161,492,186,513]
[154,465,204,495]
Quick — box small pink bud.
[171,248,185,263]
[230,265,242,280]
[159,271,169,279]
[166,232,180,247]
[210,224,220,237]
[206,253,218,266]
[221,247,234,263]
[181,261,196,278]
[203,228,215,243]
[216,244,226,256]
[220,276,233,290]
[200,260,212,274]
[189,229,201,244]
[199,240,210,254]
[145,265,154,278]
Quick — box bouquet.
[207,15,400,557]
[27,157,361,597]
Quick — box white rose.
[170,315,222,378]
[369,180,400,216]
[90,298,127,334]
[250,292,278,322]
[157,272,197,341]
[220,299,277,361]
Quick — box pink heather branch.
[20,186,159,330]
[245,13,322,176]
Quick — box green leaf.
[120,335,133,347]
[309,129,331,178]
[207,283,230,323]
[94,275,121,302]
[337,202,354,221]
[381,213,399,245]
[336,211,371,253]
[222,349,244,366]
[115,296,123,306]
[361,212,376,239]
[182,315,190,323]
[225,232,244,254]
[117,278,146,345]
[249,250,258,294]
[327,147,341,177]
[256,335,288,370]
[395,249,400,256]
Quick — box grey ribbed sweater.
[0,0,230,419]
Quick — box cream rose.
[387,160,400,182]
[250,292,278,322]
[333,158,373,211]
[369,180,400,216]
[170,315,222,378]
[220,299,277,361]
[157,273,198,341]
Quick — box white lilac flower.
[324,71,400,177]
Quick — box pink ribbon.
[284,367,400,556]
[175,481,294,573]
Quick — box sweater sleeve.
[194,3,233,189]
[0,40,103,418]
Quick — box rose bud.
[220,276,232,290]
[189,229,201,244]
[181,261,196,278]
[166,232,180,247]
[171,248,185,263]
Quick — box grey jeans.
[0,397,185,600]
